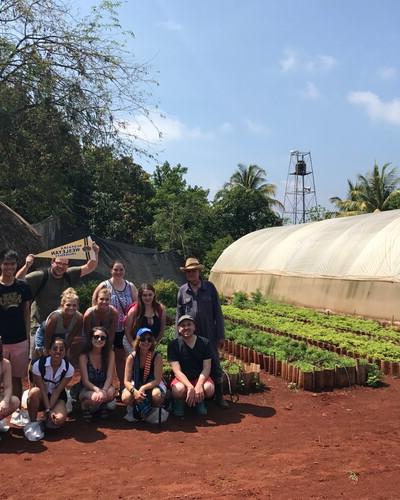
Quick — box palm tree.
[330,163,400,216]
[220,163,283,210]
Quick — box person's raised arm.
[80,242,100,277]
[16,254,35,279]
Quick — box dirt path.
[2,374,400,499]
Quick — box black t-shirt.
[167,335,212,381]
[0,279,32,344]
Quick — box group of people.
[0,246,227,442]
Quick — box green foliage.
[330,163,400,215]
[75,280,98,313]
[85,147,155,244]
[250,289,265,305]
[231,291,249,309]
[223,303,400,362]
[213,185,282,240]
[0,0,157,151]
[154,279,179,308]
[203,235,234,275]
[151,162,214,258]
[365,364,382,387]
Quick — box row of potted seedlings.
[223,306,400,376]
[222,321,373,391]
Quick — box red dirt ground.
[1,372,400,500]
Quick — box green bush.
[75,280,98,313]
[154,279,179,308]
[250,289,265,305]
[232,291,249,309]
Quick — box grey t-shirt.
[26,267,81,327]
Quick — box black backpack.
[38,356,70,385]
[32,268,72,300]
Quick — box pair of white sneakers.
[24,421,44,442]
[10,408,30,427]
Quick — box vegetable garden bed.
[223,304,400,375]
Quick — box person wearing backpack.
[16,243,99,361]
[24,337,74,441]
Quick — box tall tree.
[330,163,400,215]
[0,0,157,152]
[151,162,213,258]
[85,147,155,244]
[213,186,281,241]
[221,163,283,211]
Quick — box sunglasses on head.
[93,334,107,341]
[139,336,153,343]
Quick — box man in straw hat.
[176,257,228,408]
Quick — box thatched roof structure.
[0,201,44,262]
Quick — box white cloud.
[302,81,320,100]
[156,20,182,32]
[280,49,337,73]
[117,111,214,143]
[348,91,400,125]
[378,66,397,80]
[244,118,270,136]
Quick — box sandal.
[82,409,93,423]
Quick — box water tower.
[283,151,318,224]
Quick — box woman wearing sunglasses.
[24,337,74,441]
[121,327,165,421]
[78,326,116,422]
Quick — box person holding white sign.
[16,240,99,360]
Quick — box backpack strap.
[33,269,72,300]
[39,356,69,384]
[33,269,49,301]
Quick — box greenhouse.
[210,209,400,321]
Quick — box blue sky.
[75,0,400,209]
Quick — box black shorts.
[114,331,125,349]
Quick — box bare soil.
[1,372,400,499]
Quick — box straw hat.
[180,257,204,271]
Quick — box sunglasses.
[139,336,153,343]
[93,335,107,341]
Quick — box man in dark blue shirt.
[176,257,228,408]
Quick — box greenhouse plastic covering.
[210,210,400,320]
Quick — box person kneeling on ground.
[167,315,215,417]
[78,326,116,422]
[24,337,74,441]
[0,338,20,439]
[121,327,165,422]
